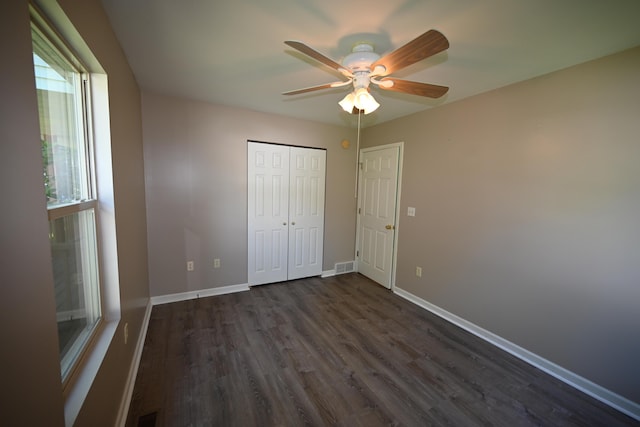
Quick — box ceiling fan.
[282,30,450,114]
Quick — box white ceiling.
[100,0,640,128]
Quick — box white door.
[288,147,326,280]
[357,145,400,289]
[248,142,325,286]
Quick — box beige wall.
[363,46,640,403]
[0,0,150,425]
[142,92,358,297]
[0,2,65,425]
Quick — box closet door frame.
[247,141,326,286]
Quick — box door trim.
[355,141,404,290]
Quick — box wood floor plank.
[126,273,638,426]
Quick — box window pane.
[33,27,90,207]
[50,210,101,379]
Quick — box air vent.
[335,261,355,275]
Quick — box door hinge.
[358,207,361,214]
[356,250,359,257]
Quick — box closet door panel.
[248,143,290,285]
[288,147,326,280]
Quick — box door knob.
[385,224,395,230]
[291,222,296,225]
[283,222,287,226]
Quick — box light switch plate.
[408,207,416,217]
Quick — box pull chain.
[355,109,361,198]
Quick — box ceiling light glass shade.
[339,89,380,115]
[353,88,380,114]
[339,92,356,113]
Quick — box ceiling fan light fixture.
[353,87,379,114]
[338,92,356,113]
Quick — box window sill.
[63,318,118,427]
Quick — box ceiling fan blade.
[282,80,351,96]
[378,77,449,98]
[371,30,449,76]
[285,41,351,76]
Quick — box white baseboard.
[150,283,250,306]
[321,269,336,278]
[393,286,640,422]
[115,300,152,427]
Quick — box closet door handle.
[283,222,287,226]
[291,222,296,226]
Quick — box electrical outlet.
[214,258,221,268]
[416,266,422,277]
[187,261,194,271]
[124,322,129,345]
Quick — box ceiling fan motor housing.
[352,72,371,90]
[342,43,380,72]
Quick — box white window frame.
[31,7,105,387]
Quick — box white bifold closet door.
[248,141,326,286]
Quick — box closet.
[248,141,326,286]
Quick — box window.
[32,19,102,383]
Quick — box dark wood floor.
[127,273,637,426]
